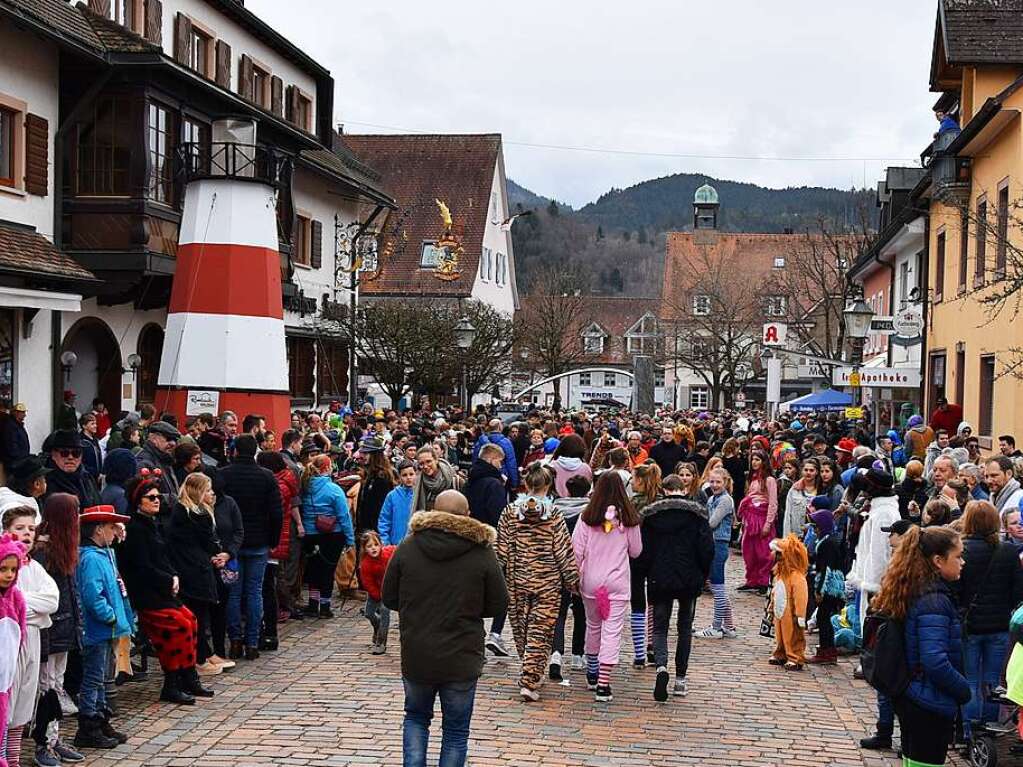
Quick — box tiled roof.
[940,0,1023,65]
[298,134,391,205]
[78,3,158,53]
[518,295,662,366]
[342,134,502,297]
[0,224,95,282]
[0,0,102,51]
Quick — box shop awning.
[783,388,853,413]
[0,286,82,313]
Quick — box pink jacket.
[572,518,642,601]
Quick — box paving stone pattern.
[69,553,968,766]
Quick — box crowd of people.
[0,392,1021,766]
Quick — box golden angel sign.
[433,199,463,281]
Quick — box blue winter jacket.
[76,543,133,647]
[904,580,971,718]
[378,485,414,546]
[301,474,355,545]
[472,431,519,488]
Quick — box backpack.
[860,613,913,699]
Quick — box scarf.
[414,460,457,511]
[994,477,1022,514]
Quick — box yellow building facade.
[926,3,1023,448]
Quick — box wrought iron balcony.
[929,130,971,205]
[176,142,290,187]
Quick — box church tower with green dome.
[693,182,720,230]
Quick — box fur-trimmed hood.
[409,511,496,562]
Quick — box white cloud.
[248,0,939,207]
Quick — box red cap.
[80,505,130,525]
[835,437,858,454]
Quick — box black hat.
[49,430,82,451]
[864,467,895,493]
[881,519,914,535]
[148,421,181,440]
[10,456,51,484]
[300,441,321,458]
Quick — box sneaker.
[672,677,688,697]
[632,658,646,669]
[289,608,306,621]
[56,688,78,716]
[52,742,85,762]
[33,747,60,767]
[653,667,669,702]
[520,686,540,702]
[370,643,386,655]
[858,733,893,751]
[319,603,334,619]
[695,626,724,639]
[196,661,223,676]
[208,655,236,671]
[594,684,613,702]
[571,655,585,671]
[486,633,509,658]
[722,627,738,639]
[549,651,563,681]
[586,674,598,691]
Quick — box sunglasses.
[141,493,162,501]
[58,449,82,459]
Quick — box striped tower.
[155,119,290,432]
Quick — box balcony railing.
[176,142,290,187]
[928,130,971,204]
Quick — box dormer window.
[692,294,711,316]
[763,295,787,317]
[773,256,785,268]
[421,241,442,267]
[625,313,659,355]
[582,323,606,355]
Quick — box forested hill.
[508,173,874,297]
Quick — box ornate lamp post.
[844,288,875,410]
[454,316,477,413]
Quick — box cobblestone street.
[65,554,966,767]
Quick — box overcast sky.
[249,0,938,208]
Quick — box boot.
[228,639,244,660]
[806,647,838,665]
[319,602,334,619]
[244,646,260,661]
[98,711,129,744]
[303,599,320,617]
[73,715,119,749]
[859,729,893,750]
[159,671,196,705]
[179,667,214,698]
[259,635,279,652]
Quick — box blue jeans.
[963,631,1009,735]
[402,678,478,767]
[877,691,894,732]
[227,546,269,648]
[710,540,729,585]
[79,641,111,717]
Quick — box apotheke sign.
[832,368,921,388]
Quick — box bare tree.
[516,265,588,411]
[460,300,518,405]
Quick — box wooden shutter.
[23,114,48,197]
[88,0,111,16]
[271,76,284,117]
[239,54,254,100]
[173,13,192,65]
[310,220,323,269]
[284,85,296,124]
[143,0,162,44]
[215,40,231,88]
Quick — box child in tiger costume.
[495,463,579,702]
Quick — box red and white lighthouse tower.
[155,118,290,431]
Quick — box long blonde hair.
[179,473,214,518]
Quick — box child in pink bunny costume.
[0,533,27,767]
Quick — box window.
[899,261,910,303]
[479,247,492,280]
[578,372,591,386]
[763,295,787,317]
[979,354,995,437]
[0,310,12,405]
[104,0,142,33]
[74,95,135,196]
[421,241,442,267]
[929,351,946,411]
[287,335,315,401]
[582,331,605,354]
[190,27,213,78]
[136,324,164,404]
[295,92,312,132]
[495,253,506,285]
[603,372,616,388]
[316,341,348,398]
[935,230,946,298]
[690,386,709,409]
[773,256,785,268]
[692,294,711,316]
[627,335,656,354]
[294,215,311,267]
[251,64,271,109]
[654,369,665,387]
[959,211,969,291]
[147,102,175,204]
[490,192,500,225]
[691,338,711,358]
[997,184,1009,272]
[181,117,208,174]
[0,107,13,187]
[955,344,965,408]
[975,197,988,285]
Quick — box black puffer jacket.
[641,496,715,600]
[165,502,222,604]
[218,456,282,550]
[34,549,80,657]
[464,460,507,528]
[382,511,508,684]
[956,536,1023,635]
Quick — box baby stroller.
[966,687,1019,767]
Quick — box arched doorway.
[136,324,165,406]
[61,318,122,416]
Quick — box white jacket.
[848,495,901,594]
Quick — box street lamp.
[844,288,875,413]
[454,316,477,413]
[59,350,77,386]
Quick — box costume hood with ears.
[0,532,27,738]
[770,534,809,579]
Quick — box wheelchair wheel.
[970,734,998,767]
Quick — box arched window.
[137,324,164,404]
